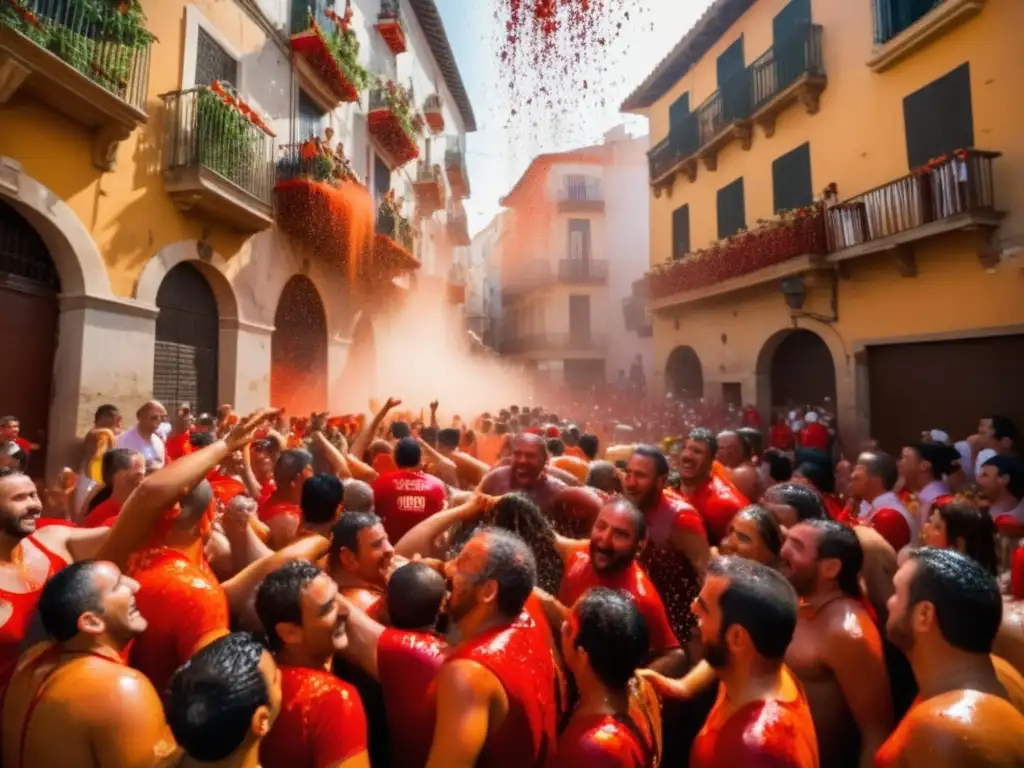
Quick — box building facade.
[0,0,474,476]
[497,126,653,390]
[623,0,1024,453]
[462,211,504,348]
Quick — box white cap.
[929,429,949,444]
[805,411,819,424]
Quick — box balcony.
[445,141,470,199]
[289,3,369,110]
[502,332,609,357]
[423,93,444,134]
[647,208,827,309]
[412,160,445,215]
[375,0,407,55]
[824,149,1003,273]
[502,258,552,301]
[368,82,419,170]
[647,23,825,195]
[447,201,471,246]
[868,0,985,73]
[557,177,604,213]
[0,0,153,171]
[161,85,275,232]
[558,258,608,284]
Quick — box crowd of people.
[0,395,1022,767]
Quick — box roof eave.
[407,0,477,132]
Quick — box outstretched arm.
[350,397,401,461]
[426,660,498,768]
[394,494,491,559]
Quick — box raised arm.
[313,431,353,480]
[221,534,331,617]
[393,494,491,559]
[417,437,458,487]
[350,397,401,461]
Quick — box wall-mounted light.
[781,276,806,311]
[780,273,838,324]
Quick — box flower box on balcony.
[423,93,444,134]
[648,206,826,300]
[368,82,419,169]
[375,1,406,55]
[412,161,445,215]
[290,10,369,107]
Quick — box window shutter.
[904,63,973,170]
[672,205,691,259]
[772,143,813,213]
[717,178,746,239]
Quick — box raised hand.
[225,408,281,452]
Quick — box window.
[195,27,238,87]
[903,63,973,170]
[772,143,813,213]
[567,219,591,260]
[722,382,743,408]
[373,154,390,202]
[717,178,746,239]
[297,90,326,142]
[671,205,691,259]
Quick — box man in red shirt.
[259,449,313,550]
[256,560,369,768]
[552,588,661,767]
[372,437,447,542]
[677,429,748,545]
[689,557,819,768]
[798,411,830,453]
[81,448,144,528]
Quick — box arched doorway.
[153,263,220,415]
[272,275,328,414]
[767,329,836,409]
[0,199,60,476]
[665,345,704,399]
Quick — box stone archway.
[272,275,328,414]
[665,345,704,399]
[758,328,837,411]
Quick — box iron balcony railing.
[423,93,442,113]
[751,24,824,111]
[872,0,945,45]
[558,258,608,282]
[162,85,275,205]
[558,176,603,203]
[648,22,823,184]
[502,258,552,297]
[379,0,401,21]
[0,0,152,109]
[376,204,415,251]
[289,0,331,34]
[825,149,999,252]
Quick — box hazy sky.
[433,0,716,235]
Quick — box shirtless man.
[996,599,1024,675]
[327,511,395,616]
[3,560,174,767]
[258,449,314,550]
[716,429,761,503]
[81,449,144,528]
[688,557,819,767]
[876,548,1024,766]
[677,429,747,545]
[165,632,283,767]
[255,561,369,768]
[780,520,892,768]
[427,528,557,767]
[75,404,121,515]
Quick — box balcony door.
[772,0,812,92]
[717,37,748,123]
[297,90,325,143]
[569,295,591,347]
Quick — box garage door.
[867,334,1024,454]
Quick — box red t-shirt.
[378,628,447,768]
[82,497,121,528]
[549,713,651,767]
[686,475,748,545]
[372,470,447,542]
[260,666,368,768]
[164,432,192,462]
[691,671,819,768]
[558,549,679,654]
[798,423,830,452]
[769,425,795,452]
[128,548,229,694]
[259,499,302,526]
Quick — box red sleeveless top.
[448,612,558,767]
[0,537,68,693]
[377,628,447,768]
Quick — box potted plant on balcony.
[322,2,370,98]
[195,81,273,185]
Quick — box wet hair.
[300,473,343,525]
[394,437,422,469]
[274,449,313,487]
[717,430,751,461]
[254,561,322,651]
[764,449,793,483]
[387,562,446,630]
[982,455,1024,499]
[804,519,863,598]
[438,429,461,450]
[905,547,1002,654]
[37,560,102,642]
[390,420,412,440]
[195,414,217,431]
[469,528,537,619]
[737,427,763,457]
[94,404,119,422]
[546,438,565,457]
[913,443,961,480]
[0,416,17,427]
[167,632,270,761]
[586,460,621,493]
[341,479,374,514]
[578,434,599,461]
[859,451,898,491]
[329,511,383,563]
[600,499,648,542]
[190,431,216,450]
[932,502,998,576]
[764,483,828,522]
[688,428,718,460]
[735,505,783,557]
[708,556,798,661]
[573,588,649,688]
[100,448,140,486]
[794,460,835,495]
[487,492,561,593]
[631,445,669,478]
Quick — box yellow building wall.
[0,0,267,297]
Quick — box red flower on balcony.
[290,18,360,103]
[648,206,827,299]
[369,233,419,286]
[375,11,407,54]
[368,85,419,169]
